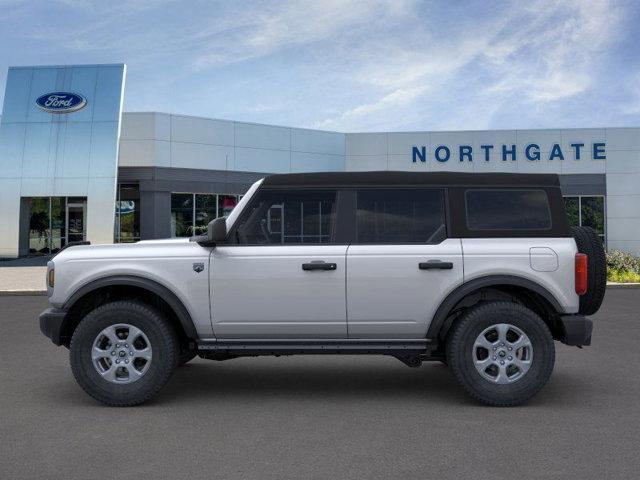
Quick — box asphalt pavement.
[1,290,639,479]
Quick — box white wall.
[345,129,607,175]
[604,128,640,254]
[119,113,345,173]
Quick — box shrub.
[606,250,640,283]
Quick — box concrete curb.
[0,290,47,296]
[606,283,640,289]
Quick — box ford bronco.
[39,172,606,406]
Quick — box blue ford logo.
[35,92,87,114]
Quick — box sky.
[0,0,639,132]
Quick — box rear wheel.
[446,301,555,406]
[70,300,178,407]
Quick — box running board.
[196,338,432,356]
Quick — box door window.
[356,189,446,244]
[233,190,337,245]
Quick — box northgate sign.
[412,142,606,163]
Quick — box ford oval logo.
[35,92,87,114]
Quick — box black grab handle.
[419,260,453,270]
[302,262,337,271]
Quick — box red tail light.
[575,253,588,295]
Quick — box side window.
[233,190,337,245]
[356,189,446,244]
[465,189,551,230]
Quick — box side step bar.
[196,339,432,355]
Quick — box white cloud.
[1,0,631,130]
[314,0,625,130]
[191,0,413,68]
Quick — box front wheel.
[446,301,555,407]
[70,300,178,407]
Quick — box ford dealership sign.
[35,92,87,114]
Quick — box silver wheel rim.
[472,323,533,384]
[91,324,152,384]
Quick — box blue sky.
[1,0,639,132]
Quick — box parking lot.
[1,289,639,480]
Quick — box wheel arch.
[427,275,564,343]
[59,275,198,347]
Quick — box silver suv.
[39,172,606,407]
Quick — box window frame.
[353,186,448,245]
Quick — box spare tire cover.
[571,226,606,315]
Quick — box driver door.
[210,188,348,339]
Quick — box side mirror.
[208,217,227,245]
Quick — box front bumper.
[39,308,67,346]
[559,314,593,346]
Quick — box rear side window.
[465,189,551,230]
[356,189,446,243]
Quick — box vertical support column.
[139,187,171,240]
[18,197,31,257]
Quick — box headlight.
[47,268,55,288]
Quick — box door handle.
[419,260,453,270]
[302,261,337,271]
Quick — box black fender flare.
[426,275,563,341]
[63,275,198,339]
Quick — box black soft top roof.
[262,171,561,188]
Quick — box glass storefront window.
[171,194,194,237]
[194,194,216,236]
[581,197,605,236]
[563,197,579,228]
[50,197,65,253]
[563,195,606,245]
[115,184,140,242]
[218,195,238,218]
[170,193,241,237]
[26,196,87,255]
[28,197,50,255]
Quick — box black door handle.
[419,260,453,270]
[302,261,337,271]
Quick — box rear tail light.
[575,253,588,295]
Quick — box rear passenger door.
[346,188,463,339]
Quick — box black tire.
[446,301,555,407]
[571,226,607,315]
[70,300,178,407]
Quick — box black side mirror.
[208,217,227,244]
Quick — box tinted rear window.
[465,189,551,230]
[356,189,446,243]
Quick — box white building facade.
[1,64,639,257]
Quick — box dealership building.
[1,63,639,258]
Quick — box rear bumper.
[559,314,593,346]
[39,308,67,346]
